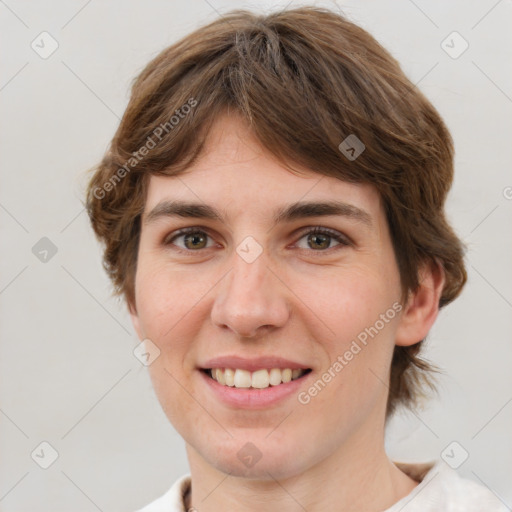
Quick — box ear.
[128,299,143,341]
[395,259,445,347]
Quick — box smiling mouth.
[203,367,312,389]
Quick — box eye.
[294,226,351,251]
[163,226,351,253]
[164,227,216,251]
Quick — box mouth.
[202,367,312,389]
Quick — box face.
[131,114,406,479]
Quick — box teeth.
[234,369,251,388]
[215,368,225,385]
[251,369,269,389]
[224,368,235,387]
[209,367,307,388]
[281,368,292,383]
[269,368,282,386]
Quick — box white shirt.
[136,459,509,511]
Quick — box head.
[86,7,466,478]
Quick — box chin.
[194,435,313,481]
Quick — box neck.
[185,422,418,512]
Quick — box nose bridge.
[211,240,289,337]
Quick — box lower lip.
[200,370,308,409]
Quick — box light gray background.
[1,0,511,510]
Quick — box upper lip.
[200,356,310,372]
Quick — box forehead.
[144,114,384,227]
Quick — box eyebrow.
[143,199,373,228]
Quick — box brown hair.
[86,6,467,418]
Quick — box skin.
[130,113,445,511]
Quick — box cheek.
[134,262,201,427]
[135,260,193,336]
[133,258,214,375]
[294,263,397,342]
[294,264,399,407]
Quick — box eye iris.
[308,233,330,250]
[184,232,207,249]
[177,230,338,251]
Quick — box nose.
[210,247,291,339]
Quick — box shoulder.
[134,474,191,512]
[388,459,509,512]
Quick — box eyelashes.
[164,227,217,251]
[163,225,351,254]
[293,226,351,251]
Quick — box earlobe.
[395,259,446,347]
